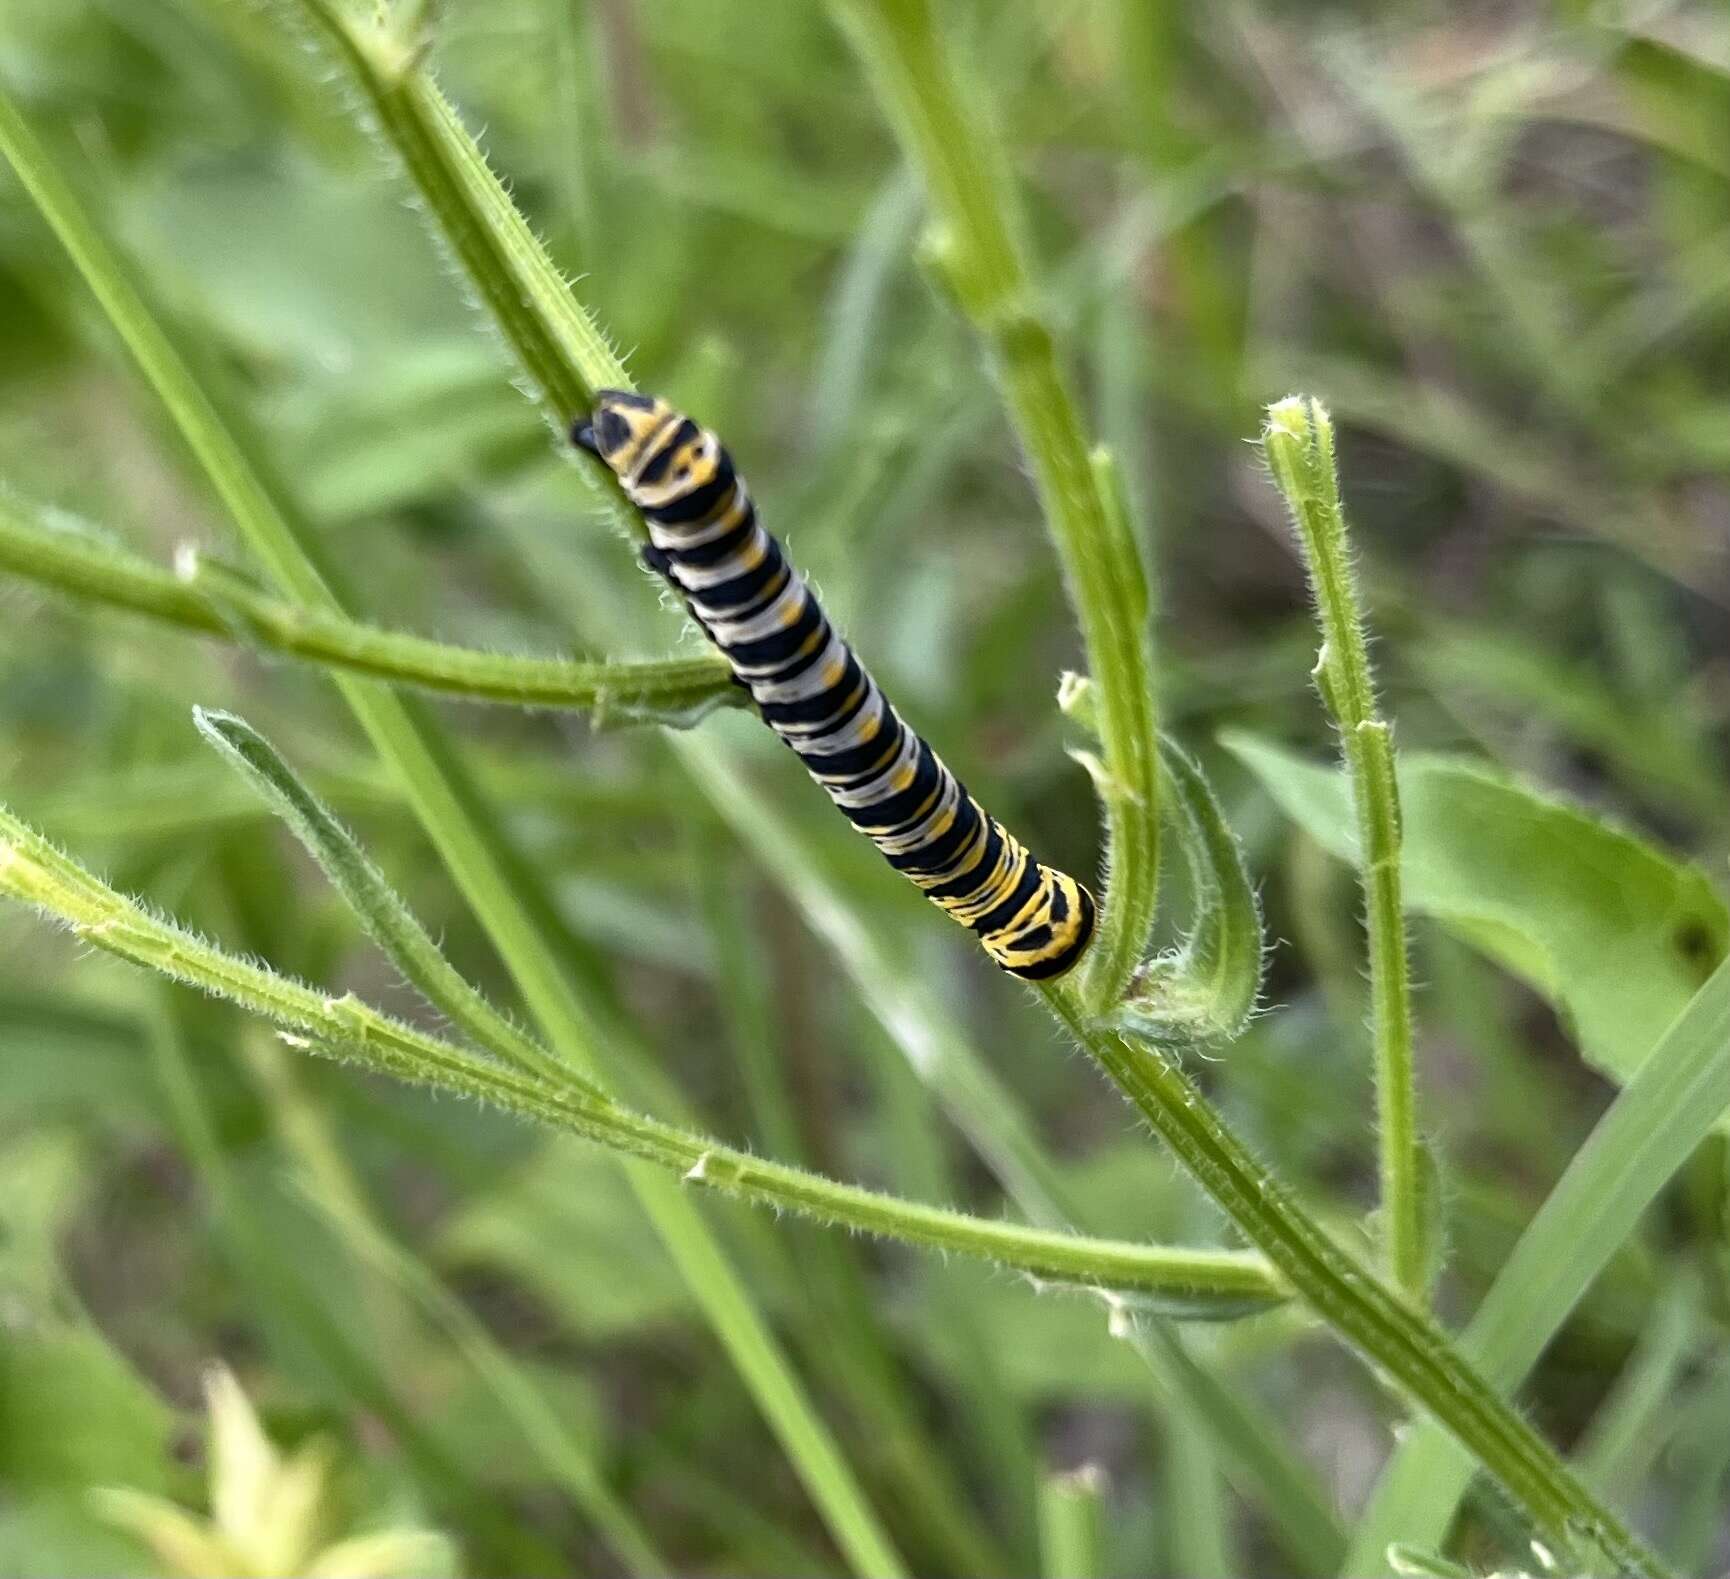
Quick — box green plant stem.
[1345,953,1730,1570]
[1038,1466,1105,1579]
[827,0,1160,1013]
[1042,984,1669,1578]
[332,1068,1274,1311]
[0,85,905,1579]
[0,802,1281,1312]
[249,11,1663,1567]
[0,489,734,721]
[1261,396,1423,1300]
[286,0,627,501]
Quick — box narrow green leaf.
[1058,681,1260,1044]
[193,708,598,1096]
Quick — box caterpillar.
[574,390,1096,980]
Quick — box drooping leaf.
[1110,736,1264,1046]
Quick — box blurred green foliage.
[0,0,1727,1574]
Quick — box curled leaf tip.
[190,704,237,735]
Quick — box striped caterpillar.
[574,390,1095,980]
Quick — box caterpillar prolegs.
[574,391,1095,980]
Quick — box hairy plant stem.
[286,0,634,525]
[0,804,1281,1311]
[1043,984,1669,1577]
[827,0,1161,1013]
[0,488,735,721]
[1262,397,1424,1300]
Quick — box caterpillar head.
[572,390,673,479]
[574,391,725,515]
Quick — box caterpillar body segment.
[574,390,1095,980]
